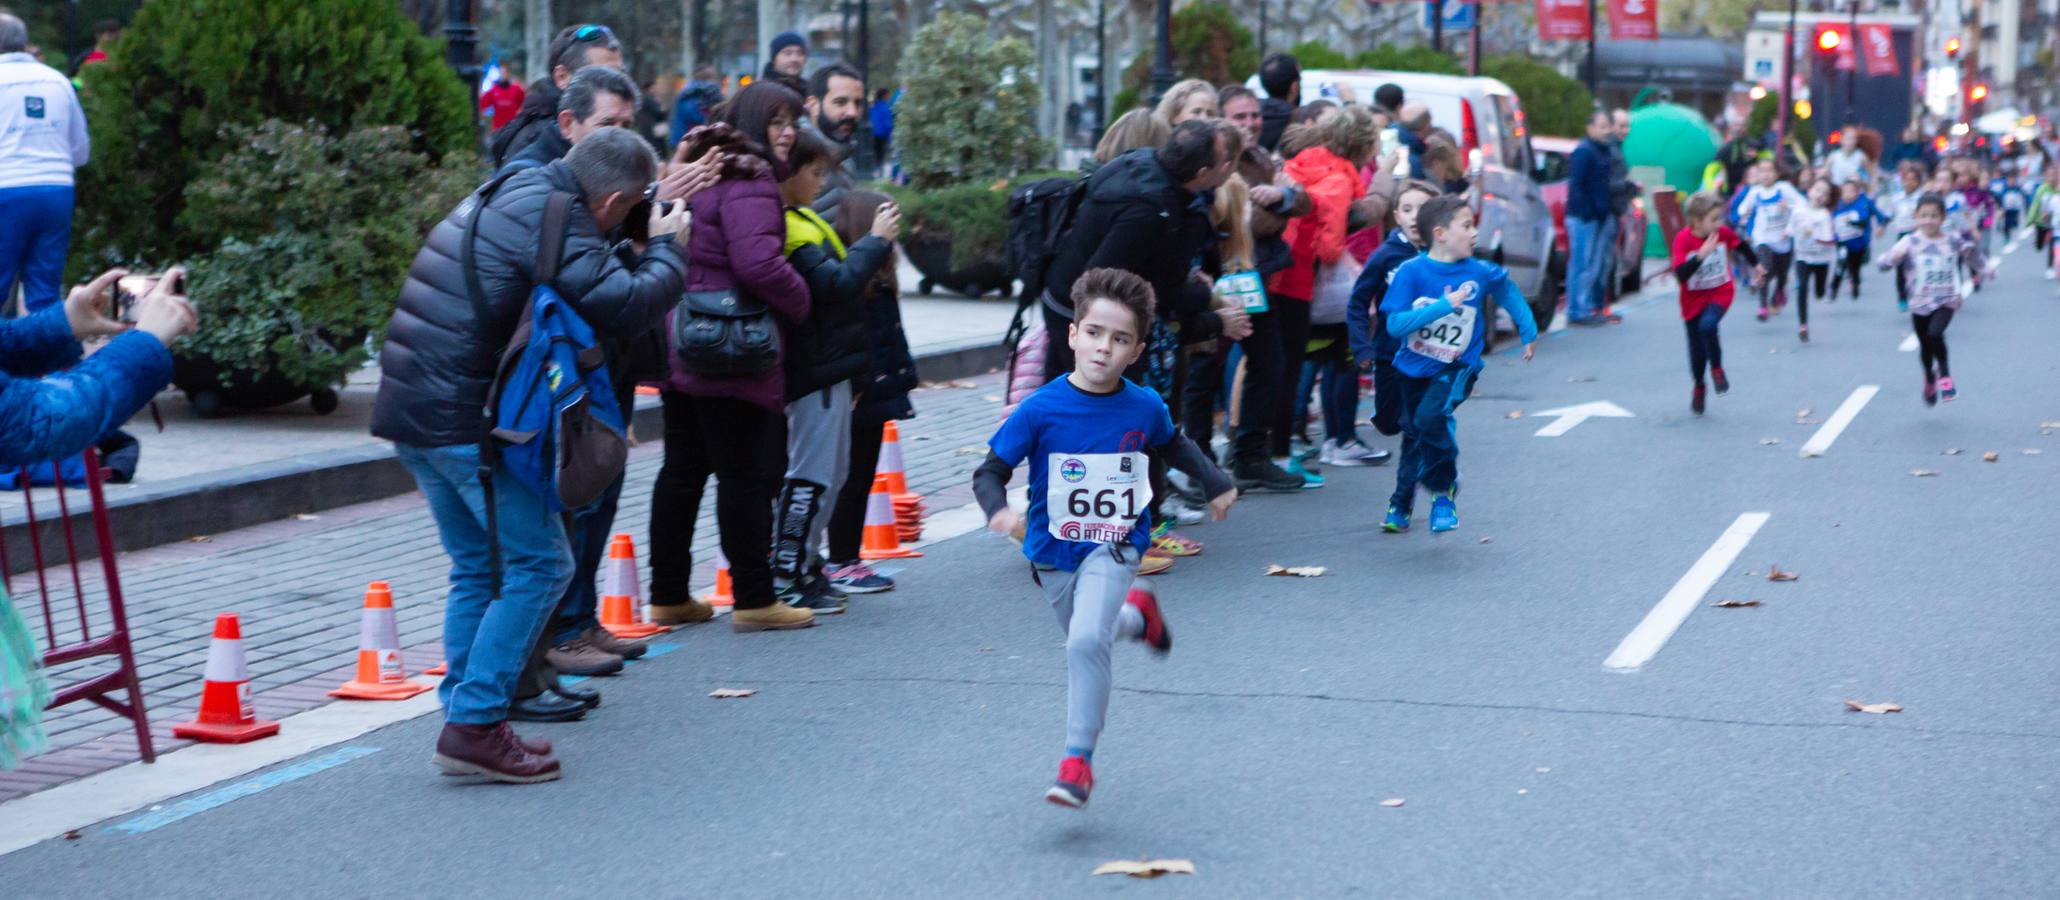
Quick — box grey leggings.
[1037,544,1146,753]
[773,382,853,584]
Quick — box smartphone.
[115,271,184,322]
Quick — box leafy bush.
[1286,40,1353,72]
[1480,55,1592,137]
[877,171,1072,271]
[1351,45,1464,76]
[1111,4,1258,115]
[896,13,1048,189]
[63,0,476,395]
[176,122,477,390]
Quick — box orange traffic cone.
[702,550,735,608]
[877,421,914,497]
[423,663,447,676]
[172,613,281,743]
[859,474,923,560]
[329,582,433,701]
[600,534,666,638]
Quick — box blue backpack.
[460,176,628,580]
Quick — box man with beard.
[804,63,866,220]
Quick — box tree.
[896,12,1048,188]
[1657,0,1756,39]
[1481,55,1592,137]
[1110,3,1258,114]
[1352,44,1463,76]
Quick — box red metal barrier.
[1,447,155,762]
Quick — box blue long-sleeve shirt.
[1834,194,1891,249]
[1381,255,1536,379]
[1347,230,1421,366]
[1567,138,1613,222]
[0,305,172,468]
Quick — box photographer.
[2,267,195,769]
[371,127,690,784]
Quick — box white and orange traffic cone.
[859,473,923,560]
[877,421,928,541]
[423,663,447,676]
[329,581,432,701]
[600,534,666,638]
[172,613,281,743]
[701,550,735,608]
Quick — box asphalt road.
[8,239,2058,898]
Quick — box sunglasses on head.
[572,24,614,43]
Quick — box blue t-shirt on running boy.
[988,377,1175,572]
[1834,194,1890,250]
[1379,255,1538,379]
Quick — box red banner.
[1535,0,1589,40]
[1860,23,1899,76]
[1608,0,1657,40]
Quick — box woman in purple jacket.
[647,82,818,633]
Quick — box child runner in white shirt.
[1788,180,1838,342]
[974,267,1238,810]
[1886,164,1927,311]
[1877,193,1976,406]
[1737,160,1806,320]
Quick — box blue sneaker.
[1285,457,1325,489]
[1429,494,1459,533]
[1897,298,1909,312]
[1381,505,1411,533]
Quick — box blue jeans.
[1388,366,1476,513]
[0,185,74,315]
[1566,215,1609,322]
[553,472,624,644]
[395,443,573,725]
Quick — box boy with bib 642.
[973,268,1237,810]
[1378,195,1537,535]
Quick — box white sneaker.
[1321,438,1390,467]
[1162,497,1207,526]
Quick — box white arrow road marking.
[1899,333,1918,352]
[1799,385,1880,458]
[1531,401,1635,437]
[1605,512,1772,671]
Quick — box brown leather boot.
[545,635,624,677]
[731,603,815,632]
[583,624,648,660]
[649,598,715,626]
[433,722,561,783]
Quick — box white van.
[1249,70,1560,332]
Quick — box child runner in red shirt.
[1671,191,1765,415]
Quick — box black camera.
[622,183,679,243]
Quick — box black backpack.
[1001,176,1089,350]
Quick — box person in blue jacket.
[668,65,724,149]
[1830,178,1892,301]
[1378,196,1536,535]
[0,266,195,769]
[1348,179,1440,439]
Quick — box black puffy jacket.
[783,230,890,400]
[371,161,688,448]
[489,79,561,170]
[1039,148,1220,344]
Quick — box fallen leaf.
[1517,788,1530,795]
[1796,408,1813,418]
[1943,448,1962,455]
[1844,699,1903,715]
[64,830,80,841]
[1380,798,1406,808]
[1982,451,2000,462]
[977,647,994,653]
[981,394,1002,402]
[1265,564,1327,578]
[952,445,986,456]
[1534,767,1551,774]
[1478,537,1494,544]
[2040,421,2060,429]
[187,535,212,543]
[707,688,756,699]
[1908,468,1939,477]
[1504,409,1525,419]
[1093,859,1196,879]
[919,379,978,390]
[1767,565,1800,582]
[1795,418,1821,425]
[1710,599,1763,608]
[2024,449,2043,456]
[293,513,320,521]
[1567,375,1597,383]
[1759,437,1782,445]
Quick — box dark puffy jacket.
[852,275,917,421]
[372,161,688,447]
[489,78,561,170]
[0,306,170,468]
[1258,97,1295,154]
[503,121,570,174]
[784,228,890,400]
[1040,148,1221,343]
[664,140,810,411]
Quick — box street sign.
[1422,1,1477,33]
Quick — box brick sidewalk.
[2,373,1009,800]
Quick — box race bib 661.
[1047,452,1152,543]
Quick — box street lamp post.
[445,0,480,109]
[1149,0,1173,105]
[1779,0,1797,141]
[1433,0,1446,54]
[1096,0,1107,131]
[1584,0,1598,97]
[1846,0,1859,127]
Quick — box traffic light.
[1944,37,1961,59]
[1816,27,1842,53]
[1969,83,1989,102]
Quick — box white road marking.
[1899,333,1918,352]
[1604,512,1773,671]
[1531,401,1635,437]
[1798,385,1880,458]
[0,685,445,857]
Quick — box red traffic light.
[1944,37,1961,57]
[1970,83,1989,102]
[1816,28,1842,52]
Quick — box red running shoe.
[1125,586,1173,656]
[1692,383,1706,416]
[1046,756,1094,808]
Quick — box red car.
[1530,135,1648,300]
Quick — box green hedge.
[877,171,1072,271]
